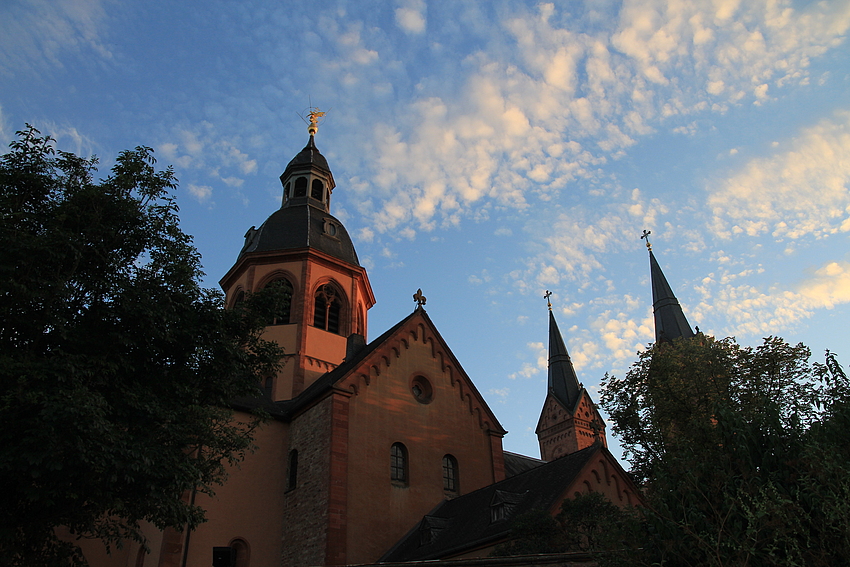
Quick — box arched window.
[283,182,291,204]
[230,538,250,567]
[294,177,307,197]
[231,289,245,309]
[311,179,324,201]
[265,278,293,325]
[391,443,408,485]
[442,455,459,493]
[262,376,274,398]
[287,450,298,491]
[313,283,341,334]
[134,546,146,567]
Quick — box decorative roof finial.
[544,290,553,311]
[305,106,326,136]
[641,229,652,251]
[413,288,427,308]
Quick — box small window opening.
[294,177,307,197]
[311,179,324,200]
[442,455,458,493]
[287,450,298,491]
[411,376,433,404]
[391,443,408,485]
[489,490,526,523]
[263,376,274,398]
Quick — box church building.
[76,117,675,567]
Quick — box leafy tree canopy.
[601,335,850,567]
[0,126,287,566]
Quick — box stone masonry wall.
[281,395,333,567]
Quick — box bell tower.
[535,294,606,461]
[219,111,375,400]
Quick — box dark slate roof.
[238,205,359,266]
[503,451,546,478]
[380,445,602,562]
[281,135,332,180]
[649,250,695,343]
[548,311,581,410]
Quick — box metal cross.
[641,229,652,251]
[544,290,552,311]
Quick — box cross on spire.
[544,290,553,311]
[641,229,652,251]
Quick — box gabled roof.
[250,307,505,434]
[503,451,545,477]
[649,249,694,343]
[380,444,605,562]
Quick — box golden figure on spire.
[306,107,326,136]
[641,229,652,251]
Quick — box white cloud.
[159,121,260,199]
[348,0,850,241]
[694,259,850,338]
[0,0,112,74]
[188,184,213,203]
[395,0,426,35]
[708,111,850,240]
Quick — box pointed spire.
[646,240,695,343]
[547,310,581,409]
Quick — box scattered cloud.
[509,341,546,379]
[395,0,426,35]
[0,0,112,74]
[188,184,213,203]
[350,0,850,242]
[158,122,260,199]
[708,111,850,240]
[695,260,850,339]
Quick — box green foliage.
[600,335,850,566]
[492,493,644,562]
[491,509,563,557]
[0,126,287,566]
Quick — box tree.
[0,126,287,566]
[491,493,644,563]
[600,335,850,566]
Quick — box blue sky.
[3,0,850,462]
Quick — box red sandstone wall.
[182,416,289,567]
[340,320,504,564]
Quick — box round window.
[410,376,433,404]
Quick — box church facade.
[77,123,652,567]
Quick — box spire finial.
[304,106,326,136]
[544,290,553,311]
[413,288,427,308]
[641,229,652,251]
